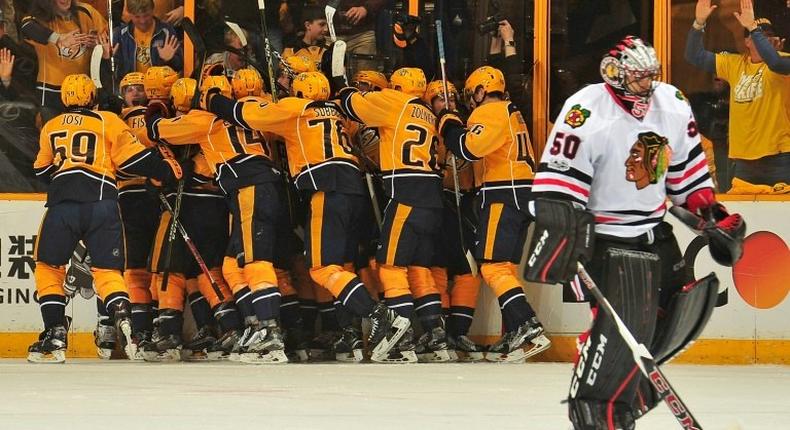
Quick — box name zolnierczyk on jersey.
[410,105,436,124]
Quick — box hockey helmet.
[60,74,97,108]
[281,55,317,78]
[232,68,264,99]
[201,75,233,99]
[464,66,505,102]
[600,36,661,97]
[143,66,179,100]
[389,67,426,97]
[352,70,388,91]
[291,71,330,101]
[119,72,145,92]
[170,78,198,113]
[423,80,458,104]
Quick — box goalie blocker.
[524,199,720,428]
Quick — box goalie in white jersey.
[525,36,746,429]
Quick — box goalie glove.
[682,188,746,266]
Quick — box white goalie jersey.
[532,82,714,238]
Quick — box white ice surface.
[0,361,787,430]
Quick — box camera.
[478,0,503,34]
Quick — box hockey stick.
[669,205,713,235]
[324,0,341,43]
[90,45,104,89]
[181,17,207,107]
[435,7,478,277]
[157,193,225,301]
[106,0,116,92]
[575,262,703,429]
[257,0,279,102]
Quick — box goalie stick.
[435,3,478,277]
[575,262,703,430]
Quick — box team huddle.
[29,33,747,429]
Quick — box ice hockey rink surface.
[0,360,787,430]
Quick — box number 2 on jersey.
[402,124,438,169]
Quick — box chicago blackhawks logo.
[564,104,591,128]
[624,131,671,190]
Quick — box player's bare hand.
[695,0,718,24]
[345,6,368,25]
[0,48,14,84]
[498,20,514,43]
[156,35,181,62]
[164,6,184,26]
[733,0,756,29]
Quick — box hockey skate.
[367,302,411,362]
[415,326,456,363]
[239,320,289,364]
[93,323,117,359]
[486,317,551,363]
[130,330,152,361]
[333,326,364,362]
[448,335,485,362]
[205,329,243,361]
[284,325,311,362]
[371,327,418,363]
[27,325,68,364]
[112,303,138,360]
[181,326,217,361]
[309,330,340,361]
[142,331,182,362]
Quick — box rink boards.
[0,195,788,363]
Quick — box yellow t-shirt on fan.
[134,25,154,74]
[715,52,790,160]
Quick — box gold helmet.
[423,80,458,104]
[464,66,505,100]
[352,70,388,91]
[389,67,426,97]
[143,66,179,99]
[119,72,145,92]
[170,78,198,113]
[291,72,330,101]
[281,55,317,77]
[200,75,233,98]
[232,68,263,98]
[60,74,97,108]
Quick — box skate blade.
[485,335,552,363]
[205,351,230,361]
[181,349,210,362]
[142,349,181,362]
[417,349,457,363]
[288,349,310,362]
[335,349,364,363]
[228,352,242,362]
[371,350,417,364]
[118,321,137,360]
[97,347,113,360]
[370,316,410,359]
[456,351,485,362]
[27,351,66,364]
[309,348,333,361]
[239,350,289,364]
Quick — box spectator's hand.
[770,37,786,51]
[695,0,718,24]
[498,20,514,43]
[57,30,92,50]
[164,6,184,26]
[156,35,181,63]
[345,6,368,25]
[83,32,99,49]
[98,32,112,60]
[733,0,756,30]
[0,48,14,85]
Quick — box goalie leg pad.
[652,273,719,364]
[525,199,594,284]
[568,248,660,425]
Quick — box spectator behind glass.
[206,26,251,79]
[113,0,181,83]
[325,0,385,75]
[685,0,790,192]
[282,5,327,69]
[122,0,183,26]
[21,0,108,122]
[690,76,732,191]
[0,47,15,100]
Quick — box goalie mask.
[600,36,661,99]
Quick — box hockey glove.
[199,86,222,112]
[145,99,172,122]
[436,108,463,137]
[681,188,746,266]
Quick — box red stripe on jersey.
[533,178,590,197]
[667,158,706,185]
[595,215,622,223]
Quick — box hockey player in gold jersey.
[147,74,285,363]
[29,73,183,363]
[336,67,453,362]
[423,80,485,361]
[203,71,412,363]
[437,66,551,362]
